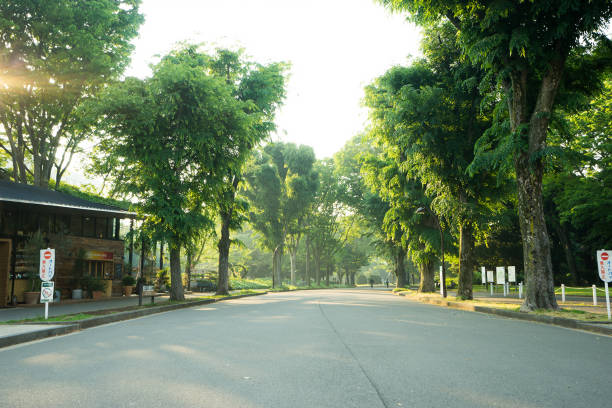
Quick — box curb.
[394,292,612,336]
[0,292,267,349]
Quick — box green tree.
[90,47,251,300]
[204,49,287,295]
[245,143,318,286]
[379,0,612,310]
[0,0,143,188]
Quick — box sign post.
[39,248,55,320]
[596,250,612,320]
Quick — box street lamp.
[416,207,446,298]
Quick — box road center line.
[317,300,389,408]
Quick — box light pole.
[416,207,446,298]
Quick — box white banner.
[496,267,505,284]
[508,266,516,283]
[487,270,494,283]
[481,267,486,284]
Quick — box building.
[0,180,135,306]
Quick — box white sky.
[125,0,422,159]
[66,0,421,186]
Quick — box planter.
[72,289,83,300]
[124,285,134,296]
[23,291,40,305]
[92,290,105,300]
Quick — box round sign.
[602,252,609,261]
[43,250,52,260]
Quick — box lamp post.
[416,207,446,298]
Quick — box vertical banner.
[508,266,516,283]
[481,267,486,284]
[496,267,505,285]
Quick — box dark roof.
[0,180,135,217]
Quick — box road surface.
[0,289,610,408]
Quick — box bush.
[81,276,106,297]
[156,268,170,290]
[196,279,217,292]
[122,275,136,286]
[229,279,270,289]
[356,273,368,285]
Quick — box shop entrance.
[0,240,12,307]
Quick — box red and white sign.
[39,248,55,282]
[597,250,612,283]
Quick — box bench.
[139,285,160,305]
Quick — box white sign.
[597,250,612,282]
[508,266,516,283]
[487,270,494,283]
[40,281,54,303]
[496,267,505,284]
[39,248,55,281]
[481,267,486,284]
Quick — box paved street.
[0,288,610,408]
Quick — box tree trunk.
[216,210,231,295]
[289,247,297,286]
[418,259,435,293]
[169,245,184,301]
[516,159,558,311]
[395,249,407,288]
[305,237,310,286]
[315,252,321,285]
[186,250,192,291]
[325,264,330,286]
[507,60,564,310]
[457,222,475,300]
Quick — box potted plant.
[71,248,87,300]
[122,275,136,296]
[82,276,106,299]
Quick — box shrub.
[122,275,136,286]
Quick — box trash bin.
[54,289,61,302]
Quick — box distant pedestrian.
[385,279,389,288]
[369,278,374,288]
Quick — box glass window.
[2,210,15,235]
[87,261,112,279]
[55,215,70,235]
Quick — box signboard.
[508,266,516,283]
[496,267,505,284]
[597,250,612,283]
[142,285,155,296]
[39,248,55,281]
[85,250,114,261]
[481,267,486,284]
[487,270,494,283]
[40,281,54,303]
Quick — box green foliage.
[0,0,144,187]
[122,275,136,286]
[156,268,170,290]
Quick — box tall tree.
[90,47,251,300]
[205,49,287,295]
[0,0,143,188]
[379,0,612,310]
[245,143,317,286]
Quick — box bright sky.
[125,0,422,159]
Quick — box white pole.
[519,282,523,299]
[605,281,611,321]
[44,302,48,320]
[593,284,598,306]
[561,284,565,303]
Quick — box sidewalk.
[0,292,217,323]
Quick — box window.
[96,217,108,239]
[70,215,81,236]
[87,261,111,279]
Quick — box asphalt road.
[0,289,610,408]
